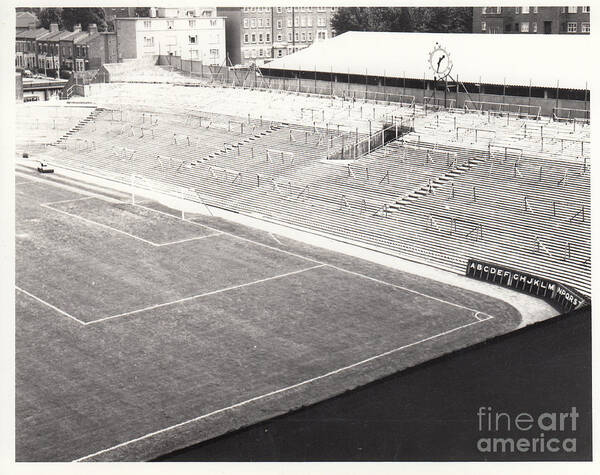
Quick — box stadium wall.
[121,55,589,119]
[99,56,159,82]
[16,73,23,102]
[259,70,589,118]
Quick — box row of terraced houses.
[16,22,116,77]
[16,6,591,78]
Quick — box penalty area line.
[133,202,501,319]
[84,264,326,325]
[15,286,86,325]
[72,317,491,462]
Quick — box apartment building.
[217,6,338,66]
[474,6,590,34]
[114,7,226,64]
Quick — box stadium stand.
[24,63,590,298]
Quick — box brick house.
[474,6,590,34]
[16,27,50,70]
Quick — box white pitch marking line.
[154,232,222,247]
[84,264,325,325]
[41,204,161,247]
[326,264,494,317]
[42,196,96,206]
[133,202,499,319]
[474,311,493,322]
[269,233,284,246]
[15,286,86,325]
[73,317,492,462]
[15,170,126,203]
[133,202,323,265]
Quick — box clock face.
[428,44,453,79]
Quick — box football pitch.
[15,173,521,461]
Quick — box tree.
[331,7,372,34]
[38,7,63,30]
[134,7,151,17]
[61,7,108,32]
[331,7,473,35]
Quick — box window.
[277,20,282,29]
[582,22,590,32]
[251,33,256,43]
[189,35,197,44]
[287,18,292,27]
[532,22,537,32]
[481,21,487,32]
[258,33,263,43]
[308,31,313,41]
[265,33,271,42]
[582,7,590,13]
[244,33,249,43]
[251,19,256,28]
[143,20,151,29]
[144,36,154,47]
[276,7,282,13]
[243,18,249,28]
[294,32,299,42]
[258,48,263,57]
[277,33,282,41]
[277,49,282,57]
[301,32,306,41]
[520,22,529,32]
[244,50,250,59]
[522,7,529,14]
[258,19,263,27]
[210,19,216,27]
[532,7,538,13]
[482,7,487,14]
[294,17,299,27]
[568,6,578,14]
[287,32,292,42]
[210,48,218,57]
[167,20,174,29]
[265,18,270,27]
[189,20,195,28]
[308,16,313,27]
[301,16,306,27]
[567,22,577,32]
[515,7,521,14]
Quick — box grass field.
[15,172,522,461]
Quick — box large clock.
[428,43,453,79]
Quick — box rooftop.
[16,11,38,29]
[16,27,50,39]
[265,31,590,90]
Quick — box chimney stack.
[74,23,82,32]
[88,23,98,34]
[49,23,59,33]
